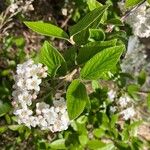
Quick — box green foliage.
[106,18,124,26]
[147,93,150,111]
[147,0,150,4]
[38,41,67,77]
[69,5,109,44]
[48,139,66,149]
[80,46,125,80]
[1,1,149,149]
[77,39,118,64]
[0,103,11,117]
[88,28,105,41]
[24,21,69,40]
[125,0,144,8]
[69,5,109,37]
[87,0,102,11]
[66,79,89,120]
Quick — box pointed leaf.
[69,5,109,37]
[77,39,117,64]
[24,21,69,40]
[125,0,144,8]
[66,79,89,120]
[38,41,67,77]
[80,46,125,80]
[49,139,66,149]
[0,103,11,117]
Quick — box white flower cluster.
[118,95,130,108]
[108,90,116,102]
[118,95,135,120]
[108,90,135,120]
[125,2,150,38]
[12,60,70,132]
[35,97,70,132]
[120,107,135,120]
[9,0,34,13]
[12,59,48,108]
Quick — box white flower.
[121,107,135,120]
[25,64,38,77]
[110,106,116,113]
[26,76,41,91]
[17,78,25,88]
[14,107,33,126]
[18,91,32,106]
[118,95,130,108]
[43,107,58,124]
[12,59,51,129]
[9,3,18,13]
[108,90,116,101]
[54,98,67,113]
[62,8,67,16]
[37,64,48,78]
[36,102,49,115]
[14,107,33,116]
[29,116,39,127]
[38,115,48,129]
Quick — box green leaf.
[93,128,105,138]
[66,79,89,120]
[0,126,7,134]
[147,93,150,111]
[92,80,100,90]
[8,125,24,131]
[77,39,118,64]
[69,5,109,37]
[0,103,11,117]
[24,21,69,40]
[88,28,105,42]
[79,135,89,146]
[80,45,125,80]
[87,139,114,150]
[38,41,67,77]
[127,84,140,99]
[64,46,77,69]
[147,0,150,4]
[137,70,146,86]
[87,0,102,11]
[106,18,124,26]
[125,0,144,8]
[49,139,66,149]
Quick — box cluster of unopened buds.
[12,59,70,132]
[108,90,135,120]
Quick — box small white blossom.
[26,76,41,91]
[118,95,130,108]
[108,90,116,101]
[29,116,39,127]
[110,106,116,113]
[9,3,18,13]
[37,115,48,129]
[62,8,67,16]
[43,107,58,124]
[18,91,32,106]
[121,107,135,120]
[36,102,49,115]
